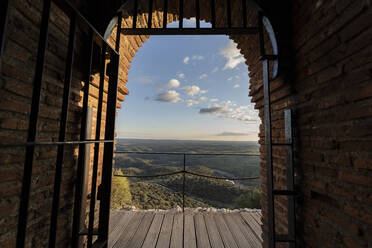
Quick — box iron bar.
[121,27,259,35]
[0,139,115,148]
[263,59,275,248]
[285,109,296,247]
[97,51,120,246]
[275,234,296,242]
[114,171,260,180]
[115,171,184,178]
[182,154,186,213]
[148,0,153,28]
[0,0,11,71]
[87,44,107,248]
[162,0,168,28]
[185,171,259,180]
[132,0,138,28]
[79,107,93,247]
[182,155,186,248]
[210,0,216,28]
[71,30,94,248]
[241,0,247,28]
[195,0,200,28]
[16,1,51,247]
[227,0,232,28]
[114,151,260,156]
[273,190,296,196]
[179,0,183,28]
[48,13,76,248]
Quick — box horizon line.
[116,137,259,143]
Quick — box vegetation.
[111,170,132,209]
[129,181,209,209]
[234,188,261,209]
[112,139,262,210]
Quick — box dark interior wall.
[0,1,78,246]
[291,1,372,247]
[0,0,114,246]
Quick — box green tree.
[111,170,132,209]
[234,188,261,209]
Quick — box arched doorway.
[95,1,293,247]
[1,0,295,247]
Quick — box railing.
[113,151,261,212]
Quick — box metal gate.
[0,0,296,247]
[1,0,120,247]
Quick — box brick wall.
[291,1,372,247]
[0,0,125,247]
[1,0,371,247]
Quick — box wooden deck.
[109,210,263,248]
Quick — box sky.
[116,19,260,141]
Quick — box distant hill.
[112,139,261,210]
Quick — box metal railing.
[113,151,261,212]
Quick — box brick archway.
[103,1,293,247]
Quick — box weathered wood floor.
[109,210,263,248]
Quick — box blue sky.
[116,19,260,141]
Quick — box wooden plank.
[156,213,174,248]
[170,213,183,248]
[223,213,251,248]
[214,214,239,248]
[194,213,211,248]
[113,212,145,248]
[251,212,263,225]
[109,211,135,247]
[142,213,165,248]
[204,214,224,248]
[240,212,263,243]
[184,214,197,248]
[126,212,155,248]
[232,213,261,247]
[109,210,121,228]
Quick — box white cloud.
[192,55,204,60]
[155,90,182,103]
[184,55,204,65]
[199,106,229,114]
[177,72,185,79]
[166,79,180,88]
[210,98,219,102]
[186,97,207,107]
[217,132,253,136]
[227,77,233,81]
[220,41,245,70]
[211,67,219,73]
[183,56,190,64]
[199,101,259,124]
[181,85,207,96]
[233,84,240,88]
[186,99,199,107]
[199,74,208,79]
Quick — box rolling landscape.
[112,139,261,210]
